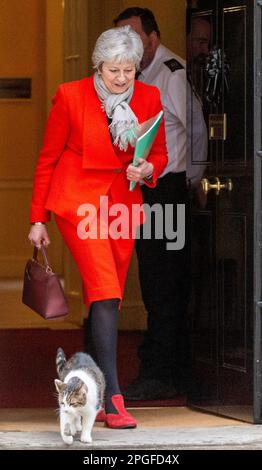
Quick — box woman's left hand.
[126,158,154,182]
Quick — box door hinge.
[257,151,262,157]
[257,301,262,307]
[258,0,262,6]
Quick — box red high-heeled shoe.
[105,394,137,429]
[96,409,106,422]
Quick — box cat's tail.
[56,347,66,378]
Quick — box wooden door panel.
[219,213,247,370]
[222,6,247,165]
[191,210,215,364]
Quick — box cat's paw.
[62,434,73,445]
[80,434,92,443]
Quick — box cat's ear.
[54,379,65,393]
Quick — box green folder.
[129,110,164,191]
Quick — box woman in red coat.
[28,26,167,429]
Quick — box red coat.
[30,76,168,226]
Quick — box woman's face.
[100,61,136,94]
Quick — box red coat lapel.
[82,76,122,170]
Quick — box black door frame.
[254,0,262,424]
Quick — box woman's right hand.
[28,225,51,249]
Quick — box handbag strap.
[33,245,50,268]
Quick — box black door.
[188,0,262,422]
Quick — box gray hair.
[92,25,144,70]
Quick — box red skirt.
[55,202,135,309]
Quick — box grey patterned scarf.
[93,72,138,151]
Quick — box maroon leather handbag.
[22,246,69,319]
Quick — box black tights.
[88,298,121,414]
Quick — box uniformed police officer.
[114,7,192,400]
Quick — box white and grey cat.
[54,347,105,445]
